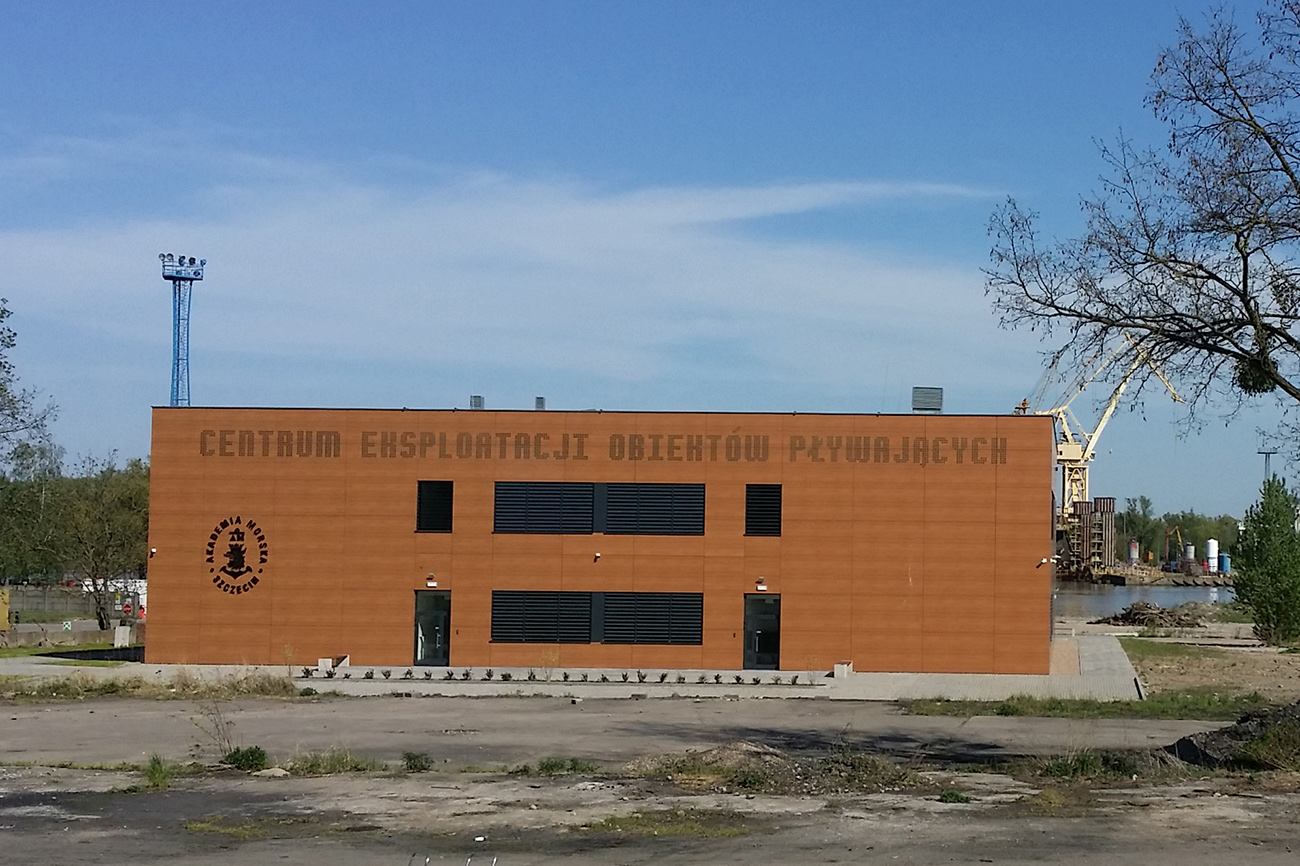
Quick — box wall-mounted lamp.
[1035,556,1060,569]
[593,552,601,562]
[426,573,438,588]
[755,578,768,592]
[149,548,157,559]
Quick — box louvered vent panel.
[491,591,528,642]
[744,484,781,536]
[416,480,454,532]
[604,484,704,535]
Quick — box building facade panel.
[147,408,1054,673]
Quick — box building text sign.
[197,429,1010,466]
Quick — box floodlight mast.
[158,253,205,407]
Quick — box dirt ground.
[1,695,1299,865]
[3,751,1300,865]
[1132,645,1300,699]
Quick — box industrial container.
[1206,538,1219,573]
[1184,543,1195,563]
[1128,540,1139,566]
[1219,553,1231,575]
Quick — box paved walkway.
[1,635,1143,702]
[828,636,1141,701]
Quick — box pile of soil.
[1168,701,1300,769]
[624,740,919,796]
[1090,601,1203,628]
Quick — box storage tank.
[1184,543,1195,563]
[1219,553,1231,575]
[1128,540,1139,566]
[1206,538,1219,573]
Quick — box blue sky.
[0,1,1285,517]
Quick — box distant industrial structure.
[159,253,205,408]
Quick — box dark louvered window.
[494,482,595,534]
[745,484,782,536]
[491,591,593,643]
[601,592,703,644]
[416,481,454,532]
[493,482,704,535]
[604,483,705,535]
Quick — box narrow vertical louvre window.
[745,484,782,536]
[601,592,703,644]
[604,483,705,535]
[490,591,592,643]
[416,481,454,532]
[494,482,595,533]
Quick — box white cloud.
[0,160,1039,452]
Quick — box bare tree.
[986,3,1300,441]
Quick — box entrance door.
[743,594,781,670]
[414,591,451,666]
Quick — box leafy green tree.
[1234,477,1300,645]
[60,457,150,629]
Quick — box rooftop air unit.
[911,387,943,414]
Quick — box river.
[1052,582,1235,620]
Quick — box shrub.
[402,751,433,773]
[224,746,270,772]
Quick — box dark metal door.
[414,591,451,666]
[743,594,780,670]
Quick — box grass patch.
[937,789,973,803]
[906,689,1274,721]
[578,808,750,838]
[1236,720,1300,771]
[185,815,317,840]
[48,659,125,668]
[0,669,299,701]
[511,756,601,776]
[1118,637,1226,660]
[0,643,116,658]
[285,746,382,776]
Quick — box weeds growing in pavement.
[285,746,383,775]
[143,753,178,790]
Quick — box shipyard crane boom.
[1033,334,1183,517]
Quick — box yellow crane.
[1024,334,1183,574]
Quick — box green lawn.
[905,689,1270,720]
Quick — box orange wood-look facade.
[146,408,1055,673]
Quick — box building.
[145,407,1055,673]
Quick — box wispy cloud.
[0,137,1037,460]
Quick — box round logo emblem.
[205,516,268,595]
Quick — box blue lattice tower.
[159,254,205,407]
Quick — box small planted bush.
[362,670,375,680]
